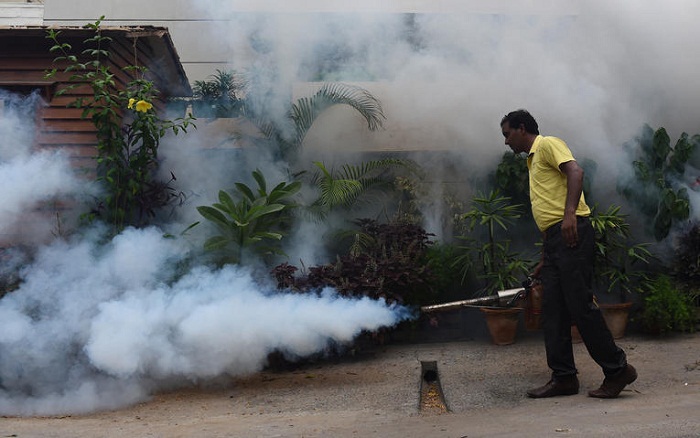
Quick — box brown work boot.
[527,375,579,398]
[588,364,637,398]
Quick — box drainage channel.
[419,360,449,414]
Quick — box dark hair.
[500,109,539,135]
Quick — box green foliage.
[46,17,195,235]
[590,204,653,301]
[249,82,385,161]
[638,275,696,334]
[271,219,435,306]
[306,158,417,220]
[494,152,530,215]
[672,222,700,306]
[617,125,697,240]
[454,190,531,296]
[191,69,245,118]
[196,169,301,265]
[422,243,470,302]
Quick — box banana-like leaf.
[217,190,237,213]
[234,183,256,203]
[246,203,285,222]
[203,235,230,251]
[197,206,229,228]
[252,169,267,195]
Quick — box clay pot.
[480,306,521,345]
[600,302,633,339]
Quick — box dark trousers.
[541,216,627,378]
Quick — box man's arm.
[559,160,584,247]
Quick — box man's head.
[500,109,539,154]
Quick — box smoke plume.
[0,227,409,416]
[0,91,409,416]
[184,0,700,234]
[3,0,700,416]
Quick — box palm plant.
[247,82,386,161]
[191,69,245,118]
[590,204,653,302]
[454,190,531,296]
[306,158,417,220]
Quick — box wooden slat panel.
[0,71,59,82]
[0,57,72,70]
[48,94,93,106]
[41,145,97,158]
[41,107,91,119]
[42,119,97,133]
[36,132,99,146]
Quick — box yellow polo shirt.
[527,135,591,232]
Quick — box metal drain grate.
[419,361,449,414]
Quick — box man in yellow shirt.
[500,109,637,399]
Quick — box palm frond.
[289,83,386,146]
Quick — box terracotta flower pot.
[480,306,521,345]
[600,302,633,339]
[571,302,632,343]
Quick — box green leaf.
[203,236,230,251]
[252,168,267,195]
[246,203,285,222]
[197,206,230,228]
[217,190,237,213]
[234,182,256,203]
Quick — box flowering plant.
[46,17,195,234]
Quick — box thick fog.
[184,0,700,225]
[2,0,700,415]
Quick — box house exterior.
[0,24,190,166]
[0,25,191,245]
[0,0,42,26]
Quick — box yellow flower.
[128,98,136,109]
[134,100,153,113]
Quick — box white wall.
[0,2,43,26]
[42,0,227,83]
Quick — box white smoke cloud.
[0,91,87,241]
[0,227,409,416]
[177,0,700,243]
[4,0,700,416]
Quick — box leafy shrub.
[590,204,653,302]
[422,243,471,303]
[617,125,697,241]
[672,222,700,306]
[493,152,530,217]
[191,69,245,118]
[195,169,300,266]
[46,17,194,234]
[454,190,531,297]
[639,275,696,334]
[271,219,435,306]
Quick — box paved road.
[1,331,699,437]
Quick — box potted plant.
[454,190,532,345]
[589,204,653,339]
